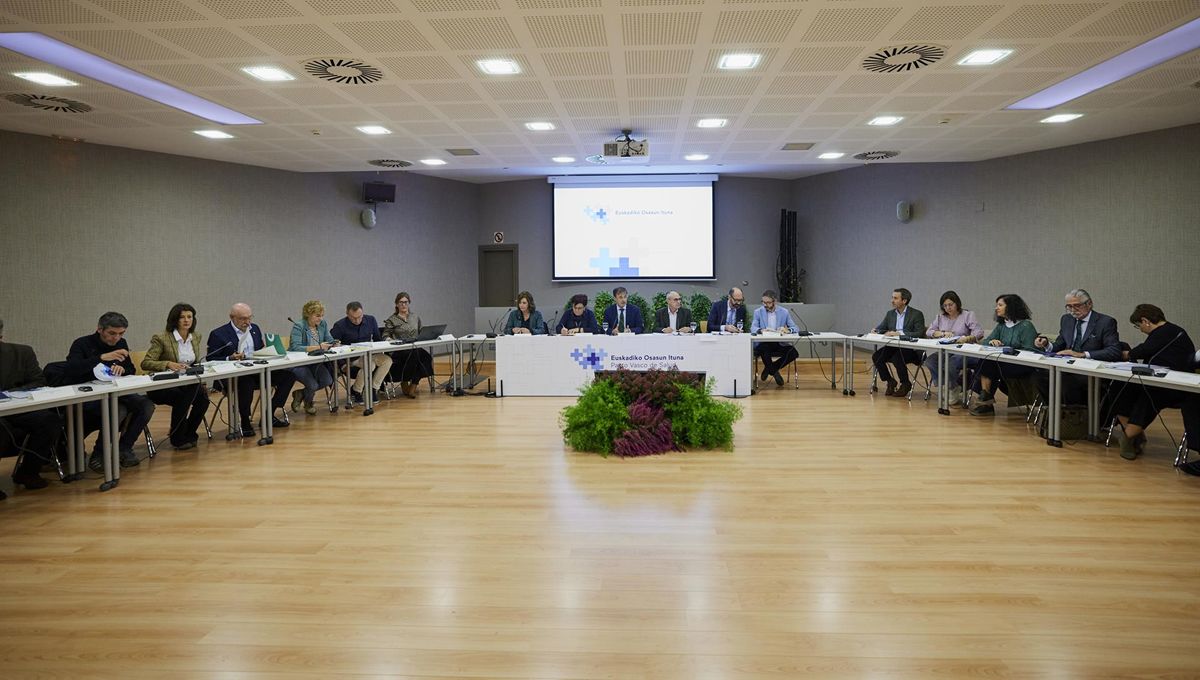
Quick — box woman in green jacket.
[968,294,1039,416]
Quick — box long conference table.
[4,332,1198,492]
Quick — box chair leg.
[1104,416,1119,447]
[143,427,157,459]
[1174,431,1189,467]
[869,367,878,393]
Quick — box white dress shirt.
[174,329,195,364]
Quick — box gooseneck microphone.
[200,340,234,363]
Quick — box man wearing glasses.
[207,303,296,436]
[654,291,693,334]
[708,287,747,334]
[1034,289,1121,405]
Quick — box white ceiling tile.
[1073,0,1199,38]
[335,19,435,51]
[621,12,703,46]
[525,15,608,48]
[542,52,613,77]
[711,9,801,44]
[983,3,1106,39]
[428,17,519,50]
[891,5,1004,41]
[62,29,187,61]
[802,7,903,42]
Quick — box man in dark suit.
[653,290,693,333]
[871,288,927,398]
[0,318,59,495]
[601,287,643,335]
[64,311,155,470]
[707,287,747,333]
[207,303,295,437]
[1033,288,1121,404]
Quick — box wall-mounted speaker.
[360,207,376,229]
[896,200,913,223]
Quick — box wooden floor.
[2,368,1199,679]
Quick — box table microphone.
[786,306,812,336]
[201,340,234,362]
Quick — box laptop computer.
[395,324,447,343]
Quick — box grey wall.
[793,123,1200,337]
[0,130,480,361]
[477,175,795,319]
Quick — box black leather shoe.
[119,449,140,468]
[0,488,6,500]
[12,472,48,489]
[173,441,196,451]
[773,371,784,386]
[272,417,290,429]
[240,422,255,437]
[760,368,770,381]
[891,383,912,398]
[883,382,896,397]
[88,452,104,473]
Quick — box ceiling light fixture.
[696,118,727,128]
[356,125,391,135]
[241,66,295,81]
[868,116,904,126]
[194,130,234,139]
[525,122,555,131]
[718,53,761,70]
[1040,113,1083,123]
[552,156,575,163]
[0,33,260,125]
[818,152,845,159]
[420,158,447,166]
[684,153,709,161]
[957,49,1013,66]
[1008,17,1200,109]
[477,59,520,75]
[13,71,77,86]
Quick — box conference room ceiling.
[1,0,1197,183]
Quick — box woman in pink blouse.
[925,291,984,406]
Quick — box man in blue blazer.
[750,290,800,386]
[707,287,747,333]
[1033,288,1120,404]
[602,287,643,334]
[207,303,296,436]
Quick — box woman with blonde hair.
[288,299,336,415]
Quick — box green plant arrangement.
[560,368,743,457]
[651,292,668,312]
[592,290,615,324]
[688,292,712,327]
[627,292,652,327]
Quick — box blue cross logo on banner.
[570,344,608,370]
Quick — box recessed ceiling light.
[957,49,1013,66]
[13,71,77,86]
[552,156,575,163]
[525,121,555,131]
[420,158,447,166]
[477,59,520,75]
[684,153,709,161]
[241,66,295,81]
[818,152,845,159]
[867,116,904,126]
[0,33,260,125]
[696,118,727,128]
[1040,113,1083,123]
[194,130,234,139]
[718,53,761,70]
[356,125,391,135]
[1009,17,1200,110]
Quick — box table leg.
[362,353,375,416]
[1048,366,1063,447]
[100,395,117,491]
[260,367,273,445]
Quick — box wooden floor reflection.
[1,373,1198,678]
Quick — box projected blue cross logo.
[570,344,607,370]
[583,206,609,224]
[589,248,640,277]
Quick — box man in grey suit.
[871,288,927,398]
[654,291,693,333]
[1034,288,1121,404]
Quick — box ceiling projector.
[595,129,649,164]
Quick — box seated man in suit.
[654,291,693,334]
[751,289,799,387]
[0,318,60,495]
[64,311,155,470]
[602,287,643,335]
[207,303,295,437]
[1034,288,1120,404]
[870,288,927,398]
[331,301,393,405]
[708,287,747,333]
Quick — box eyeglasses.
[1064,302,1089,310]
[397,300,410,304]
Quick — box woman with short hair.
[289,299,336,415]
